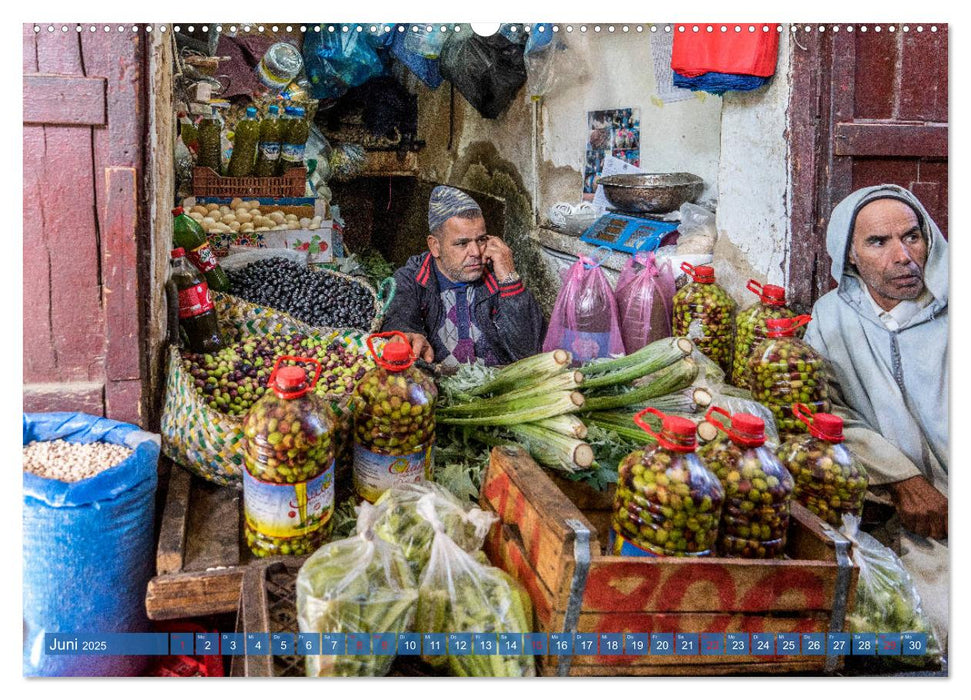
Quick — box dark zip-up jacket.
[381,252,546,366]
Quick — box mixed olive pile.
[732,304,797,388]
[613,446,725,556]
[697,440,793,558]
[353,366,438,454]
[778,435,868,527]
[182,331,371,416]
[672,277,736,376]
[749,336,830,437]
[227,257,377,330]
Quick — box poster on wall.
[582,107,640,199]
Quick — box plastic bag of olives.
[611,407,725,557]
[731,280,799,388]
[749,315,831,439]
[242,356,336,557]
[776,404,868,527]
[352,332,438,502]
[672,263,736,376]
[297,502,418,677]
[698,407,794,558]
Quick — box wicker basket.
[192,166,307,198]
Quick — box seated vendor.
[381,185,545,368]
[804,184,948,646]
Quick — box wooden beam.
[23,75,107,126]
[156,464,192,575]
[834,122,948,158]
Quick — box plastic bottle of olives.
[611,407,725,557]
[672,263,736,377]
[242,356,336,558]
[731,280,798,388]
[352,331,438,503]
[748,315,831,439]
[698,406,794,558]
[777,404,868,528]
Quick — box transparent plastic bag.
[369,481,497,578]
[523,24,587,100]
[296,502,418,677]
[749,316,830,438]
[697,407,793,558]
[414,495,535,677]
[615,251,676,354]
[543,252,625,365]
[839,514,943,665]
[731,280,798,388]
[302,26,387,101]
[675,202,717,255]
[672,263,735,375]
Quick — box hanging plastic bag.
[368,482,497,579]
[838,514,943,667]
[439,29,527,119]
[543,249,625,365]
[676,202,717,255]
[296,502,418,677]
[414,495,535,677]
[303,25,387,101]
[615,250,676,354]
[391,26,445,88]
[523,24,588,101]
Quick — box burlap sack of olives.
[731,280,798,388]
[672,263,736,377]
[698,407,794,558]
[776,405,868,528]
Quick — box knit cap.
[428,185,482,232]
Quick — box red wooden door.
[23,25,148,425]
[788,24,948,311]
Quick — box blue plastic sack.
[391,25,444,88]
[303,25,388,101]
[23,412,160,677]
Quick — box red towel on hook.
[671,24,780,78]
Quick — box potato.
[235,212,252,224]
[299,218,311,229]
[272,224,288,231]
[310,216,322,229]
[206,203,220,212]
[230,197,244,210]
[287,222,301,230]
[268,211,286,225]
[221,214,237,225]
[219,205,232,216]
[190,205,209,216]
[229,221,241,232]
[201,217,217,228]
[256,226,270,232]
[188,212,205,223]
[285,214,298,222]
[240,223,254,233]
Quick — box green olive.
[672,280,737,376]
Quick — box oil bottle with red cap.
[748,315,831,439]
[611,407,725,557]
[671,262,736,376]
[698,407,794,558]
[242,356,336,557]
[351,331,438,503]
[731,279,799,388]
[776,404,868,527]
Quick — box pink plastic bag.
[615,252,676,353]
[543,252,625,365]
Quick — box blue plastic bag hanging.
[303,25,388,101]
[391,25,445,88]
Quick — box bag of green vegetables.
[296,502,418,677]
[370,481,498,579]
[839,514,943,667]
[414,494,535,677]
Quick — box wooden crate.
[192,166,306,198]
[479,446,858,677]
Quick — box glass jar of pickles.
[731,280,798,389]
[777,404,868,527]
[672,263,736,376]
[698,406,794,558]
[749,315,831,439]
[352,332,438,503]
[611,407,725,557]
[242,356,336,557]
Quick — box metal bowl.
[599,172,705,214]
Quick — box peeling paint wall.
[712,32,793,305]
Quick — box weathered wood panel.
[835,123,948,158]
[23,75,107,125]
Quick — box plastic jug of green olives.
[611,407,725,557]
[242,356,336,557]
[698,406,794,558]
[352,332,438,503]
[731,280,798,388]
[672,262,736,377]
[777,404,868,527]
[748,315,831,439]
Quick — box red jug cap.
[171,247,186,258]
[730,413,766,447]
[382,340,413,366]
[276,366,307,391]
[811,413,844,442]
[172,206,184,216]
[762,284,786,305]
[766,315,812,338]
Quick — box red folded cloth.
[671,24,780,78]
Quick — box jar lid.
[767,315,812,338]
[810,412,844,442]
[276,365,306,391]
[171,247,186,258]
[730,413,766,447]
[172,206,184,216]
[691,265,715,283]
[246,106,257,118]
[382,339,412,368]
[762,284,786,305]
[661,415,698,451]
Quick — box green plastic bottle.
[228,107,260,178]
[172,207,230,292]
[178,111,199,153]
[197,108,223,172]
[279,106,309,174]
[255,105,283,177]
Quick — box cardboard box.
[262,223,334,264]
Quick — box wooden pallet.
[479,445,859,677]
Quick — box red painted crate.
[192,166,307,198]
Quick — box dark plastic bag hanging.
[439,29,527,119]
[303,25,388,101]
